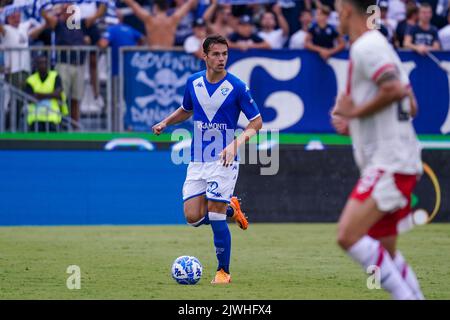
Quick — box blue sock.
[226,205,234,218]
[189,213,210,227]
[209,212,231,274]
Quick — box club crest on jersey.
[221,88,230,96]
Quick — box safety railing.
[0,46,113,132]
[0,78,81,132]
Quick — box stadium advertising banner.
[122,50,204,132]
[122,49,450,135]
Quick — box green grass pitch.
[0,223,449,299]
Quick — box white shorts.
[182,161,239,204]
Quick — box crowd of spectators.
[0,0,449,77]
[1,0,450,130]
[2,0,450,60]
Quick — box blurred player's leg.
[393,251,425,299]
[208,201,231,284]
[380,236,425,299]
[337,198,415,300]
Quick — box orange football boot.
[229,196,249,230]
[211,269,232,284]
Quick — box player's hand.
[331,114,350,135]
[219,142,238,167]
[333,93,357,118]
[152,122,167,135]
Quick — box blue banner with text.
[122,49,450,135]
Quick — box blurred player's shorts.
[350,168,418,238]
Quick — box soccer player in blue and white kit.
[152,35,263,284]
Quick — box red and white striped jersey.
[347,30,422,175]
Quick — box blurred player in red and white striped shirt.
[332,0,424,300]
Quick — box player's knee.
[185,216,198,225]
[184,210,205,226]
[337,228,357,250]
[184,212,200,225]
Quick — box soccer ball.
[171,256,203,285]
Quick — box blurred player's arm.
[152,107,193,135]
[408,87,418,118]
[331,112,350,135]
[220,115,262,166]
[333,70,409,119]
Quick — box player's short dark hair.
[344,0,377,14]
[203,35,229,54]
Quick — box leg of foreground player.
[208,201,232,284]
[380,236,425,299]
[184,195,248,230]
[184,195,209,227]
[337,198,416,300]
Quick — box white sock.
[393,251,425,300]
[347,236,415,300]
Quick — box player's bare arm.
[220,115,262,167]
[333,70,409,119]
[152,107,193,135]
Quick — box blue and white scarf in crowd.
[0,0,117,24]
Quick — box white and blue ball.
[171,256,203,285]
